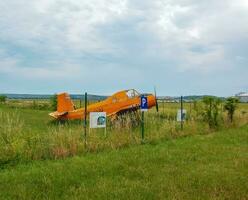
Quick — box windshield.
[126,89,140,99]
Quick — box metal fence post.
[181,96,183,130]
[141,111,145,142]
[84,92,87,149]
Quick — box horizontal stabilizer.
[49,111,68,119]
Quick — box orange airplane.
[49,89,158,120]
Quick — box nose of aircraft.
[147,95,156,108]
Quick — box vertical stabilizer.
[57,93,75,113]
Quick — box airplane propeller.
[154,87,159,112]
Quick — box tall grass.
[0,112,24,166]
[0,102,247,168]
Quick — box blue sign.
[140,96,148,111]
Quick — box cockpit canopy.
[126,89,140,99]
[110,89,140,103]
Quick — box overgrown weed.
[0,102,247,168]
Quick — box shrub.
[50,94,57,111]
[0,95,7,103]
[224,97,239,123]
[202,96,222,129]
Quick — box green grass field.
[0,100,248,199]
[0,125,247,200]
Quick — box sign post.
[140,96,148,142]
[177,109,186,122]
[177,96,186,131]
[141,111,144,140]
[181,96,183,130]
[84,92,87,149]
[89,112,107,136]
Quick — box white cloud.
[0,0,248,95]
[129,0,248,72]
[230,0,248,9]
[0,0,128,53]
[0,49,19,73]
[180,46,227,71]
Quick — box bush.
[50,94,57,111]
[0,95,7,103]
[224,97,239,123]
[202,96,222,129]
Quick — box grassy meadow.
[0,99,248,199]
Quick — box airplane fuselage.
[49,89,156,120]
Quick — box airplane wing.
[107,104,140,117]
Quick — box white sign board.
[177,109,187,122]
[90,112,107,128]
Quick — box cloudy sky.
[0,0,247,96]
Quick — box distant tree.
[224,97,239,123]
[50,94,57,111]
[202,96,222,128]
[0,95,7,103]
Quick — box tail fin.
[57,93,75,113]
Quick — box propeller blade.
[154,87,159,112]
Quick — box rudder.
[57,93,75,113]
